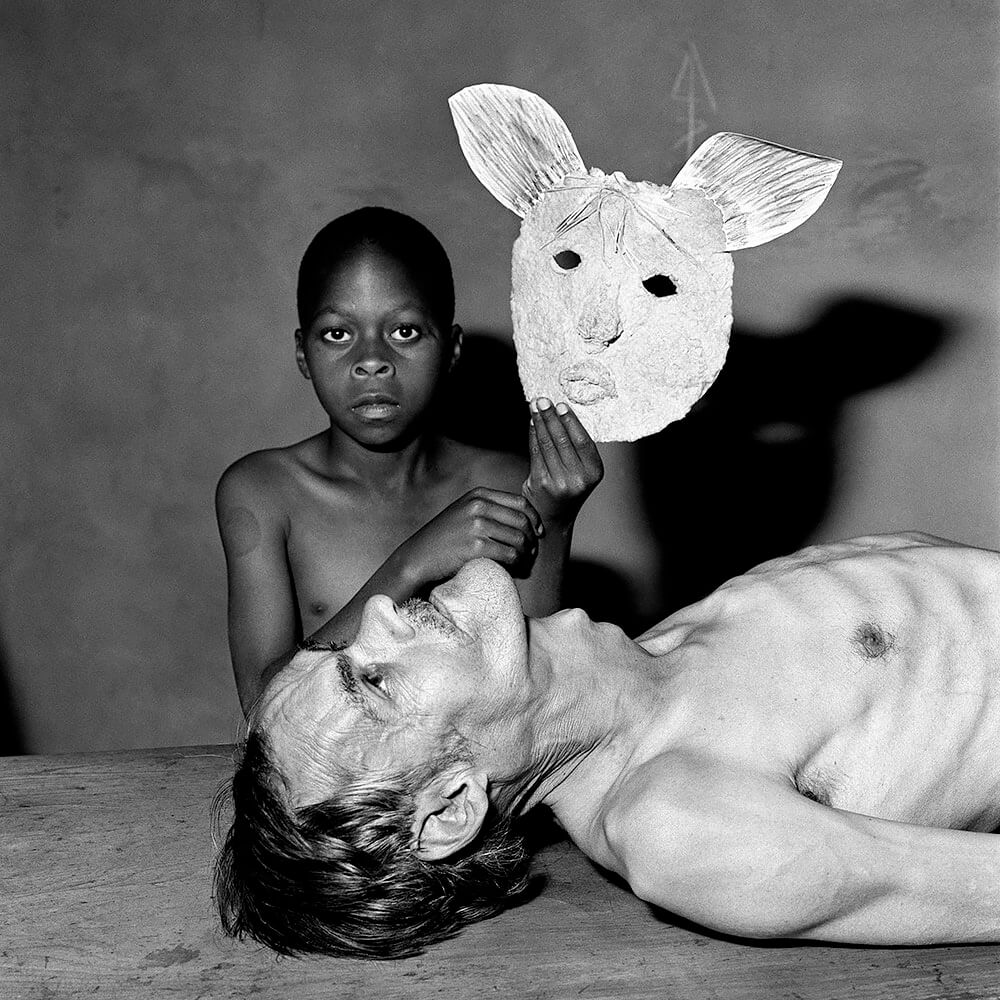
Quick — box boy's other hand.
[398,487,542,586]
[523,398,604,530]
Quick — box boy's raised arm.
[303,487,544,651]
[216,458,302,713]
[517,398,603,618]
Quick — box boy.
[216,207,603,712]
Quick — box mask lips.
[558,360,618,404]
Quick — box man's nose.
[360,595,415,642]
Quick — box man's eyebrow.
[334,651,383,724]
[335,652,358,697]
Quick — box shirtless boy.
[216,207,602,711]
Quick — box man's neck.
[507,611,674,829]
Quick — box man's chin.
[430,559,521,630]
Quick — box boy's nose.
[352,355,395,378]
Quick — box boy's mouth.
[352,393,400,420]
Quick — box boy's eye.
[389,325,422,343]
[320,328,352,344]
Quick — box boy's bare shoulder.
[216,435,325,510]
[440,437,528,493]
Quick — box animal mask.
[450,84,842,441]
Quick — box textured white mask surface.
[450,85,841,442]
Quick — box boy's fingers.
[555,403,600,460]
[530,400,561,477]
[538,399,586,473]
[471,487,533,513]
[481,519,535,552]
[475,498,541,537]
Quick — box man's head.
[214,561,538,958]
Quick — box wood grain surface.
[2,746,998,999]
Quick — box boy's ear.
[449,84,586,218]
[294,329,311,380]
[411,767,489,861]
[671,132,842,251]
[449,324,463,373]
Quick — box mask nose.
[575,288,623,354]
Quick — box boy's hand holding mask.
[450,84,841,442]
[522,397,604,530]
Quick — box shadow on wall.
[401,298,948,637]
[0,629,26,755]
[438,331,531,457]
[636,295,949,623]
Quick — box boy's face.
[295,247,459,448]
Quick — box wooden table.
[2,747,998,999]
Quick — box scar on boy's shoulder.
[851,620,896,660]
[222,506,263,558]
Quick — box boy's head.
[297,207,455,331]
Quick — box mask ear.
[449,84,586,218]
[411,768,489,861]
[671,132,842,251]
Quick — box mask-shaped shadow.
[437,331,531,456]
[635,295,950,624]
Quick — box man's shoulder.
[744,532,952,575]
[740,531,1000,601]
[598,751,745,895]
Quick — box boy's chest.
[283,486,460,627]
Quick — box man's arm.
[612,755,1000,945]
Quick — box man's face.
[254,560,529,807]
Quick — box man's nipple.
[852,621,895,660]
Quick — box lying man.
[214,532,1000,959]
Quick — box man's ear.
[411,767,488,861]
[294,329,311,379]
[448,324,463,373]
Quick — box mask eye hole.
[642,274,677,297]
[552,249,581,271]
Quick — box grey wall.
[2,0,997,752]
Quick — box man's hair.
[213,729,532,960]
[296,206,456,330]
